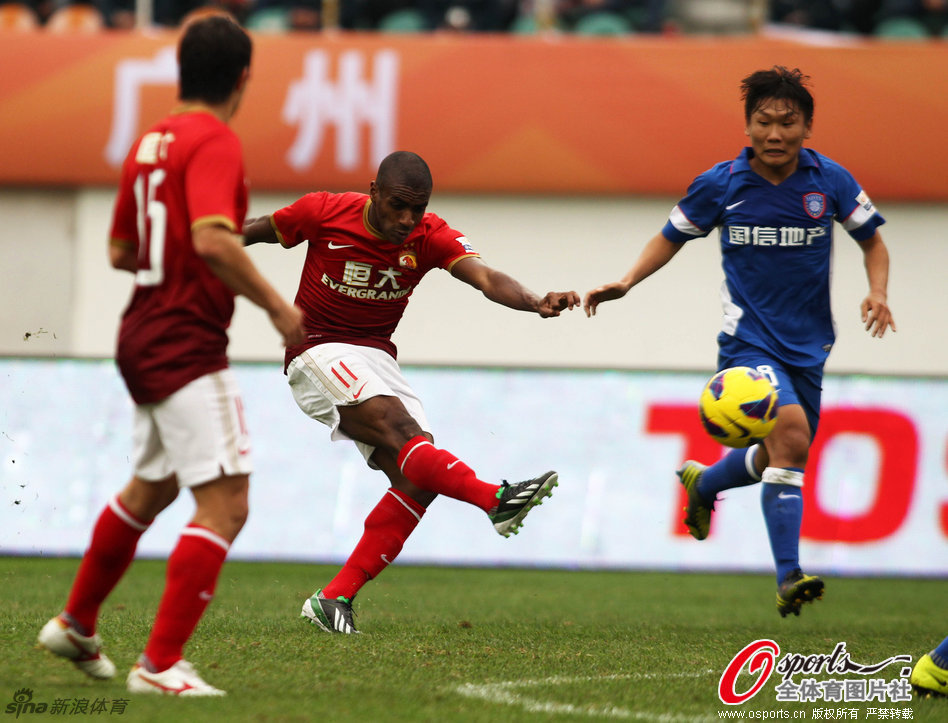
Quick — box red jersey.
[110,109,247,404]
[272,191,478,366]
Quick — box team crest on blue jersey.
[803,192,826,219]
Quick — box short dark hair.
[377,151,433,192]
[178,14,252,105]
[741,66,813,124]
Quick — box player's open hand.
[538,290,581,318]
[583,282,630,317]
[861,292,896,338]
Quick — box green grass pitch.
[3,557,946,721]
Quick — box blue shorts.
[717,333,824,439]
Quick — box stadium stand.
[873,14,930,38]
[377,7,427,31]
[0,2,40,28]
[45,2,105,30]
[573,10,633,35]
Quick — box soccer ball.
[698,367,779,448]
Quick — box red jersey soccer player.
[244,151,579,633]
[38,16,303,696]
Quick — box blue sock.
[760,468,804,584]
[931,636,948,669]
[697,446,761,503]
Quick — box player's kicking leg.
[488,471,559,537]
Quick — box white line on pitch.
[453,671,717,721]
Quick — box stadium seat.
[45,4,105,32]
[874,16,930,39]
[377,8,426,33]
[573,11,632,35]
[509,10,561,34]
[179,5,235,26]
[0,3,39,30]
[245,7,292,32]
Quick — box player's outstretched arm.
[857,232,896,338]
[450,257,580,318]
[242,216,281,247]
[194,224,304,346]
[584,233,682,317]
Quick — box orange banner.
[1,30,946,200]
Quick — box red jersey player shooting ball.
[243,150,579,633]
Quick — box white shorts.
[287,343,431,467]
[131,369,252,488]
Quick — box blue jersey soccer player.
[583,66,895,617]
[911,635,948,698]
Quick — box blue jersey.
[661,147,885,367]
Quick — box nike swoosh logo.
[327,241,353,250]
[381,554,392,564]
[726,200,746,210]
[447,460,460,470]
[352,383,367,400]
[777,492,801,500]
[199,590,214,601]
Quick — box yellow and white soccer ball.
[698,367,779,448]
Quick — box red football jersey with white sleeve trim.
[271,191,478,366]
[110,109,247,404]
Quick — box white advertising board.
[1,359,945,577]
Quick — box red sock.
[143,525,228,672]
[323,488,425,601]
[64,496,149,635]
[396,436,500,512]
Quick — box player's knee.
[370,401,425,452]
[228,501,249,537]
[122,476,180,522]
[768,425,810,467]
[206,500,248,542]
[390,479,436,508]
[191,475,249,541]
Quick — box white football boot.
[37,615,116,680]
[127,659,226,697]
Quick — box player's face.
[369,181,430,245]
[745,99,812,180]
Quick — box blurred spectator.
[337,0,421,28]
[251,0,320,29]
[46,0,106,30]
[285,0,320,28]
[773,0,946,34]
[555,0,632,29]
[871,0,946,33]
[0,0,42,27]
[137,0,254,27]
[13,0,55,24]
[419,0,518,30]
[93,0,134,28]
[770,0,844,30]
[635,0,666,31]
